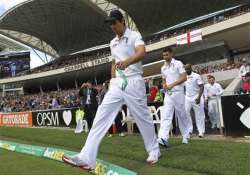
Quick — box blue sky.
[0,6,5,14]
[0,0,49,68]
[0,0,27,15]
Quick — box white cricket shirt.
[110,28,145,77]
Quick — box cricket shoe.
[62,154,93,171]
[182,137,189,144]
[146,151,161,165]
[157,138,169,148]
[198,133,204,138]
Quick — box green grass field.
[1,127,250,175]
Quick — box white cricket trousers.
[158,91,190,140]
[208,98,221,128]
[185,95,205,135]
[78,75,159,168]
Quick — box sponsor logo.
[94,162,107,175]
[36,112,59,126]
[43,148,65,161]
[0,112,32,127]
[95,162,124,175]
[240,107,250,129]
[63,111,72,126]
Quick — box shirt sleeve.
[216,83,224,96]
[177,61,186,74]
[134,32,145,47]
[196,74,204,85]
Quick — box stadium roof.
[110,0,248,35]
[0,34,28,52]
[0,0,248,57]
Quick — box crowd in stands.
[192,60,242,75]
[0,81,110,112]
[0,89,80,112]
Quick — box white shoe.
[74,129,83,134]
[146,151,161,165]
[62,154,78,166]
[198,133,204,138]
[182,138,189,144]
[157,138,169,147]
[62,154,88,167]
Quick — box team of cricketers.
[62,9,224,171]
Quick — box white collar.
[164,58,175,67]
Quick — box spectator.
[51,95,60,109]
[98,80,109,105]
[148,84,158,103]
[239,59,250,78]
[154,83,164,103]
[243,72,250,92]
[79,80,98,129]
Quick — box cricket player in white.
[158,47,190,146]
[62,10,160,171]
[204,75,223,129]
[185,64,205,138]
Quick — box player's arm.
[196,76,204,104]
[116,45,145,70]
[127,45,146,64]
[195,84,204,104]
[162,78,167,90]
[165,62,187,90]
[216,84,223,96]
[166,72,187,90]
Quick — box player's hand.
[163,83,167,90]
[195,98,200,104]
[163,83,174,90]
[116,60,130,70]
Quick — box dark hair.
[207,75,215,79]
[163,47,173,53]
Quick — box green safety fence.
[0,140,137,175]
